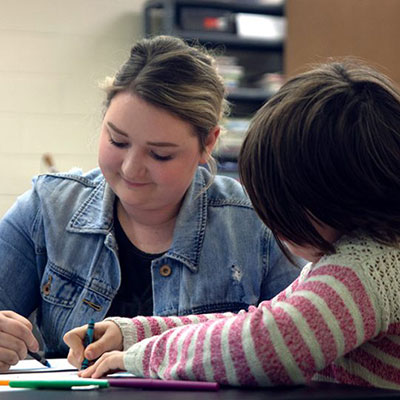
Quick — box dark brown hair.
[239,59,400,257]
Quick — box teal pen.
[80,319,95,370]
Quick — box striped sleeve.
[107,312,236,350]
[123,263,381,386]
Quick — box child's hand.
[0,311,40,372]
[78,350,125,378]
[63,321,123,369]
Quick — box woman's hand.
[63,321,123,369]
[0,311,39,372]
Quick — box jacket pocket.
[40,262,83,308]
[38,261,86,354]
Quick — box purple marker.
[108,378,219,391]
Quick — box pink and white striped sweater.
[110,234,400,389]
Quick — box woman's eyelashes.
[108,136,174,162]
[150,151,173,161]
[109,137,128,148]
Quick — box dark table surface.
[1,382,400,400]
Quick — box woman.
[0,35,299,371]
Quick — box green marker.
[9,379,109,389]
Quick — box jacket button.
[42,275,52,296]
[159,265,172,277]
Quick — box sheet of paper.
[0,358,139,392]
[0,358,78,391]
[7,358,77,373]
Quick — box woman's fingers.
[0,311,38,351]
[0,331,29,361]
[0,311,38,372]
[1,311,32,329]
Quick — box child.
[64,59,400,389]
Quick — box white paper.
[0,359,78,391]
[7,358,77,374]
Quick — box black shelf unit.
[144,0,284,41]
[143,0,285,117]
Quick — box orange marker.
[0,380,10,386]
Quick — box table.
[0,382,400,399]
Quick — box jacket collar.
[67,178,115,234]
[67,169,209,272]
[165,169,208,272]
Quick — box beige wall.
[0,0,146,216]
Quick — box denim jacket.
[0,167,299,355]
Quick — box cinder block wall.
[0,0,145,216]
